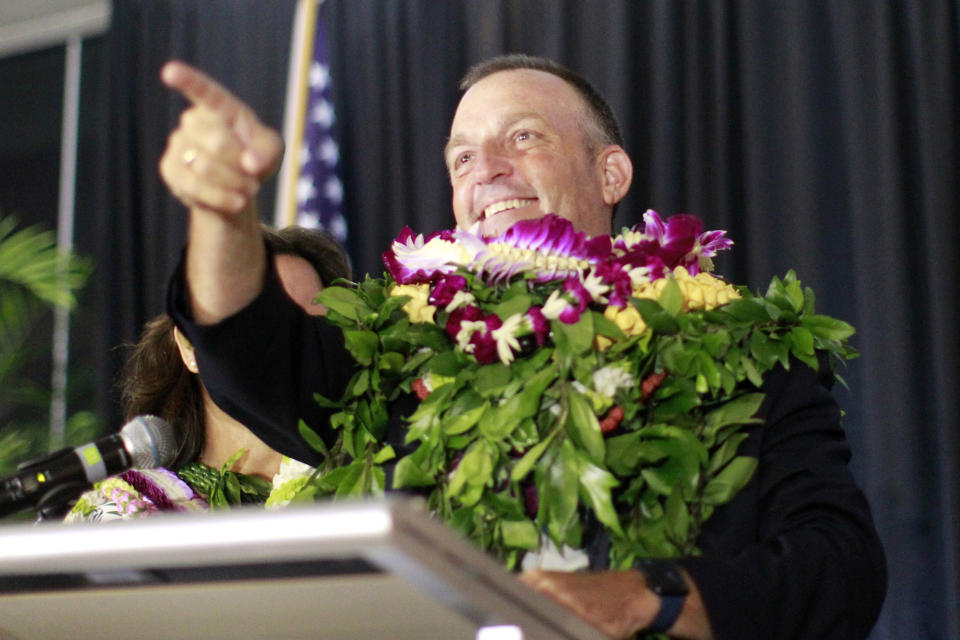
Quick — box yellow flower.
[631,268,741,313]
[632,276,668,301]
[595,335,614,351]
[390,284,436,324]
[604,304,648,336]
[672,267,741,311]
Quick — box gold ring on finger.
[182,148,199,166]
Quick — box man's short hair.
[459,54,624,153]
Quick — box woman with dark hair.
[66,226,350,521]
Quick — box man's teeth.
[483,198,536,218]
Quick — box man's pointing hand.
[158,60,283,215]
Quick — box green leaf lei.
[303,213,857,570]
[178,450,273,508]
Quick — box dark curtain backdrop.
[86,2,958,638]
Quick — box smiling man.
[161,55,885,640]
[446,59,632,238]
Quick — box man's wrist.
[634,559,689,635]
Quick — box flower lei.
[308,211,857,570]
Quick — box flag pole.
[274,0,319,228]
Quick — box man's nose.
[474,145,512,183]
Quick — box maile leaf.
[511,429,558,482]
[703,393,765,436]
[344,329,379,366]
[448,439,496,500]
[805,314,856,342]
[577,455,623,536]
[702,456,758,505]
[392,443,439,488]
[298,420,329,456]
[566,390,605,463]
[658,278,684,316]
[501,519,540,550]
[632,299,680,334]
[315,286,367,322]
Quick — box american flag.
[294,12,347,242]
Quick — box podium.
[0,498,606,639]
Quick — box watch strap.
[634,558,689,636]
[647,593,684,633]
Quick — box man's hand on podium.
[518,568,713,639]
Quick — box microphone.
[0,415,177,518]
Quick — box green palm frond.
[0,284,42,353]
[0,214,90,309]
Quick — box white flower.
[546,400,562,416]
[456,320,488,353]
[581,272,610,302]
[445,289,476,313]
[626,266,656,288]
[272,457,314,489]
[540,289,569,320]
[265,457,316,510]
[592,365,635,399]
[491,313,525,365]
[572,380,590,395]
[521,535,589,572]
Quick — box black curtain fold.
[88,0,296,422]
[84,1,959,637]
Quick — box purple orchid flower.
[559,277,591,324]
[382,227,467,284]
[637,210,733,275]
[473,214,613,283]
[591,261,635,308]
[541,276,593,325]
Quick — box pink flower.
[445,306,502,363]
[525,307,550,347]
[429,274,468,307]
[472,314,503,364]
[446,305,483,339]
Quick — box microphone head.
[118,415,177,469]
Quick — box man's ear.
[598,145,633,207]
[172,326,199,373]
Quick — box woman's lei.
[307,211,856,570]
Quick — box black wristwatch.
[635,558,689,634]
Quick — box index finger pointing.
[161,60,246,126]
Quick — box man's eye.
[456,152,473,166]
[513,130,531,142]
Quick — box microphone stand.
[34,482,88,522]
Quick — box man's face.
[446,69,611,238]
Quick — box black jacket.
[169,258,886,639]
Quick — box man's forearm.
[185,202,266,325]
[518,568,714,640]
